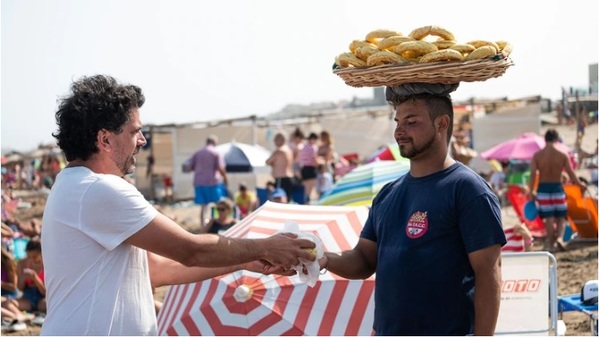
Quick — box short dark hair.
[544,129,559,142]
[207,135,218,145]
[389,93,454,143]
[292,127,305,139]
[53,75,145,161]
[26,237,42,253]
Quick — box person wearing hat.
[270,188,288,204]
[320,83,507,336]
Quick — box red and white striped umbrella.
[157,201,374,336]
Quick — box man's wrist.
[320,254,329,275]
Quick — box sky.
[1,0,598,152]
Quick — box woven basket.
[333,57,514,88]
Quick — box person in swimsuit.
[16,238,45,312]
[1,247,18,300]
[298,132,319,204]
[527,128,587,252]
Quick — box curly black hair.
[53,75,145,161]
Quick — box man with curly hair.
[40,75,316,335]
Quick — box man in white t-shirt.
[41,75,316,335]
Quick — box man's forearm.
[324,251,375,280]
[473,273,502,335]
[149,251,243,288]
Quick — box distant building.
[589,63,598,94]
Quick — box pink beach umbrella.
[156,202,374,336]
[480,132,574,162]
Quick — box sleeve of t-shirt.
[459,191,507,253]
[360,206,377,242]
[188,153,196,170]
[80,175,159,251]
[218,153,226,171]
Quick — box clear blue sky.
[1,0,598,152]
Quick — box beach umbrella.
[365,143,409,163]
[2,153,23,164]
[480,132,573,162]
[317,160,410,207]
[215,142,271,173]
[156,201,374,336]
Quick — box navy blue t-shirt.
[361,162,506,336]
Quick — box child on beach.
[316,164,333,199]
[16,238,45,314]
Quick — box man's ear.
[435,115,450,131]
[97,129,111,150]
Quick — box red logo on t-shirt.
[406,211,428,239]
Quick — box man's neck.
[67,157,121,177]
[410,155,455,178]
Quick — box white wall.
[470,103,542,173]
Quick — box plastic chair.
[563,184,598,239]
[256,188,269,206]
[505,185,546,238]
[495,252,558,335]
[291,185,306,205]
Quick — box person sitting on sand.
[233,183,258,219]
[1,248,18,300]
[199,198,238,235]
[2,296,33,332]
[16,238,46,314]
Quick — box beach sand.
[4,123,598,336]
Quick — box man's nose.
[138,131,147,147]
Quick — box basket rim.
[333,57,514,75]
[333,57,514,87]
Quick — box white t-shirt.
[41,167,159,335]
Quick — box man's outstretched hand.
[244,259,297,276]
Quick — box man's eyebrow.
[394,113,418,121]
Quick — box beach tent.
[215,142,271,173]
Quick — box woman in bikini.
[16,238,45,313]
